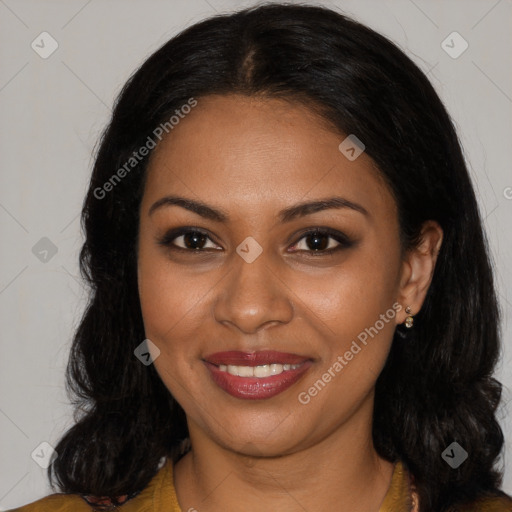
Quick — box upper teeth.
[218,363,302,378]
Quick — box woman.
[11,3,512,511]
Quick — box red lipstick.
[203,350,312,400]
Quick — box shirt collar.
[379,460,414,511]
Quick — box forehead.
[143,94,395,222]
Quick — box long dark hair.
[48,3,509,510]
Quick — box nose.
[213,247,294,334]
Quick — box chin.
[206,413,310,457]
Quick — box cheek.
[295,242,400,396]
[138,250,185,369]
[137,241,205,342]
[300,246,400,335]
[138,254,176,337]
[137,249,206,403]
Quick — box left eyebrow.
[278,196,369,222]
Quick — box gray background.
[1,0,511,508]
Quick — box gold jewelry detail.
[404,306,414,328]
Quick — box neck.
[173,396,395,512]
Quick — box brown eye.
[289,228,354,255]
[179,231,209,250]
[297,232,336,251]
[158,228,221,252]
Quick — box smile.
[203,350,313,400]
[217,363,303,377]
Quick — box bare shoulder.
[8,493,91,512]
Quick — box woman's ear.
[396,220,443,323]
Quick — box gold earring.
[404,306,414,328]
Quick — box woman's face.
[138,94,410,456]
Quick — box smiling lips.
[204,350,313,400]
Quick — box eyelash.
[157,226,354,257]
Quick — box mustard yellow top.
[9,459,512,511]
